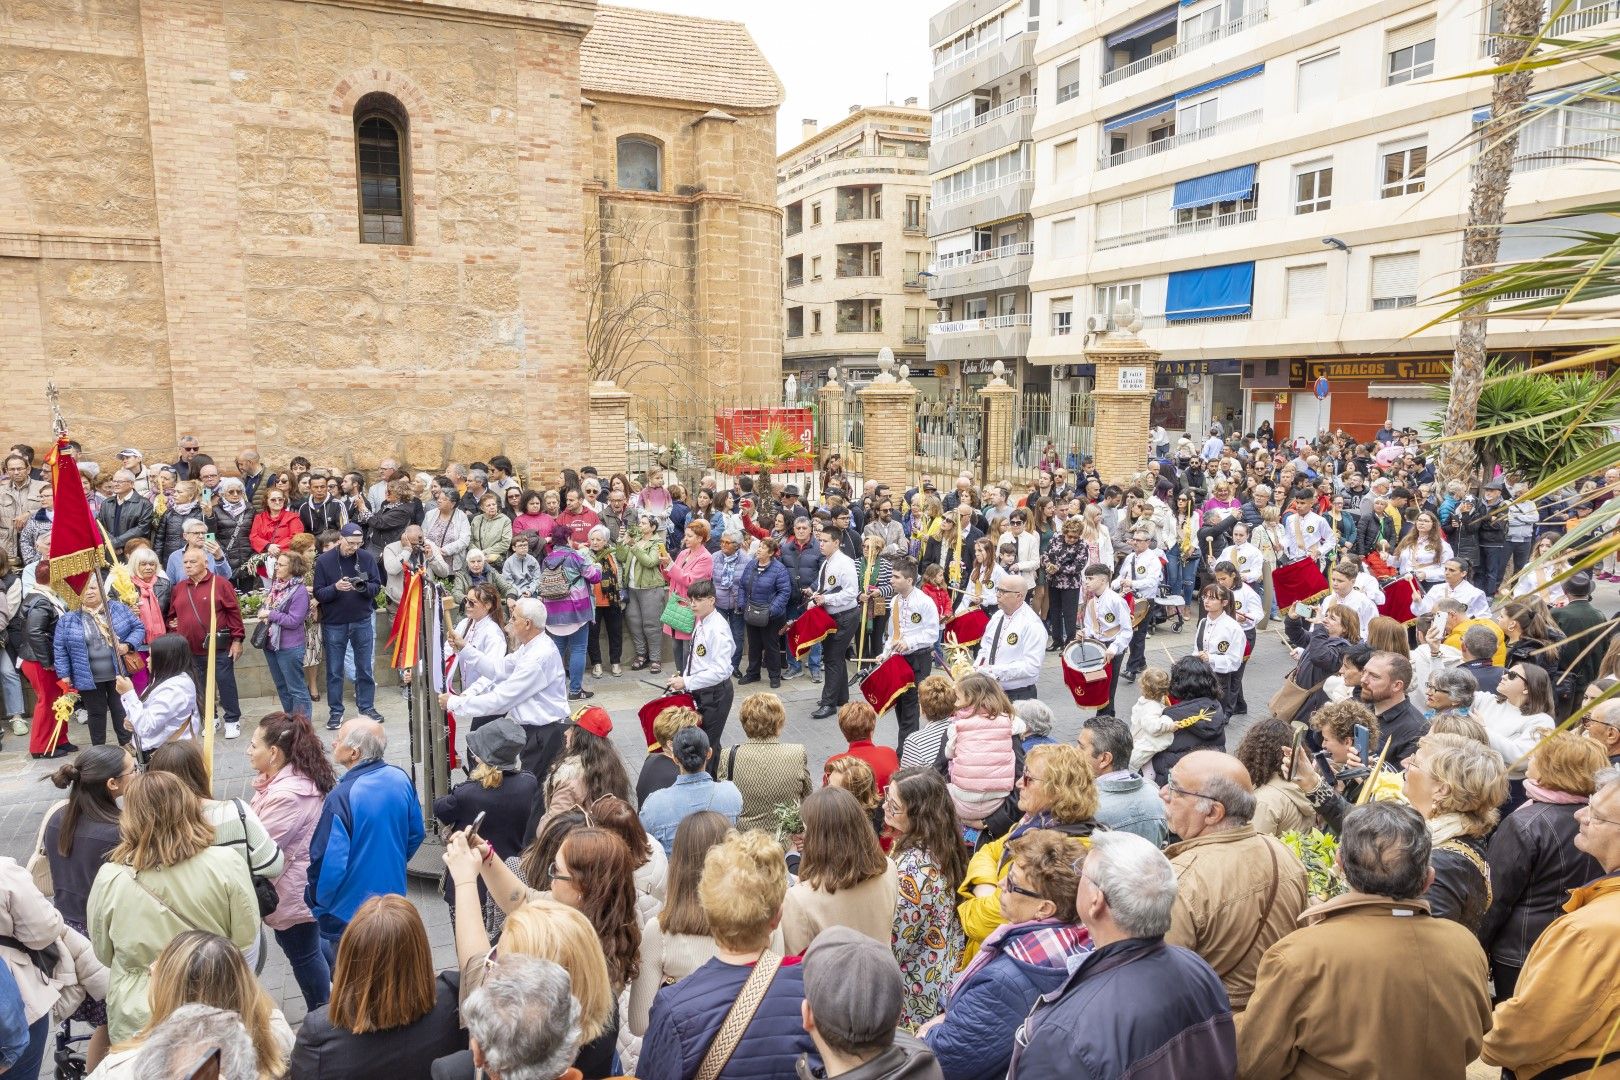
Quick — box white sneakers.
[225,722,241,740]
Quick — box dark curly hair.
[552,725,632,806]
[558,828,641,989]
[1233,717,1294,788]
[1168,655,1219,703]
[258,711,337,795]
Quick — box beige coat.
[0,858,108,1026]
[1251,777,1316,838]
[1237,892,1492,1079]
[1165,825,1309,1011]
[781,861,899,956]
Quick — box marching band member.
[1394,510,1453,584]
[810,523,861,721]
[1194,583,1247,715]
[1413,557,1491,620]
[668,577,735,768]
[1078,562,1132,714]
[973,572,1047,701]
[879,557,937,747]
[1114,528,1162,683]
[1321,564,1378,640]
[1213,561,1261,715]
[1281,488,1335,565]
[1215,522,1263,587]
[1345,554,1386,607]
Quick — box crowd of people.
[0,420,1617,1080]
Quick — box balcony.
[927,313,1032,363]
[1101,110,1262,169]
[927,242,1035,299]
[904,272,927,289]
[837,266,881,279]
[1101,8,1270,87]
[928,170,1035,235]
[1138,312,1252,328]
[1094,207,1258,252]
[1509,131,1620,172]
[931,97,1036,173]
[786,273,804,287]
[903,332,927,344]
[932,35,1036,110]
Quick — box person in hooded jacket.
[1149,657,1229,786]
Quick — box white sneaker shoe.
[225,722,241,740]
[10,717,27,737]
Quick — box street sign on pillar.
[1314,376,1330,400]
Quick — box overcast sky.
[623,0,935,153]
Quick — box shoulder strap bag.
[233,800,281,918]
[695,950,782,1080]
[1268,661,1328,725]
[25,800,68,897]
[1217,838,1281,980]
[129,868,204,932]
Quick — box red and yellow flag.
[389,565,423,669]
[46,435,105,609]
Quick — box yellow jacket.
[1482,872,1620,1079]
[956,817,1101,966]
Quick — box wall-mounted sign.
[1118,367,1147,391]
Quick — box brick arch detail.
[328,69,435,125]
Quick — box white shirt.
[1281,511,1334,561]
[974,603,1048,690]
[1196,613,1247,674]
[683,609,735,692]
[119,676,202,751]
[450,615,509,695]
[1081,587,1133,660]
[1114,549,1163,599]
[1397,540,1453,582]
[1353,570,1386,607]
[1231,583,1263,630]
[1216,543,1263,584]
[450,631,569,728]
[816,550,859,614]
[1324,589,1379,639]
[886,587,939,656]
[1415,579,1490,620]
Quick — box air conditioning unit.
[1086,314,1111,333]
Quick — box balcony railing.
[1101,7,1270,87]
[933,242,1035,272]
[1137,312,1251,328]
[933,36,999,76]
[934,96,1035,141]
[1490,286,1565,306]
[835,206,871,221]
[932,169,1034,208]
[786,222,803,237]
[1094,207,1258,251]
[1509,131,1620,172]
[1101,110,1262,169]
[903,332,926,344]
[837,319,883,334]
[904,272,927,288]
[787,327,805,339]
[904,222,928,235]
[930,313,1033,334]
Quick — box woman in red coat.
[250,488,306,580]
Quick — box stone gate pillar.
[858,365,917,495]
[978,361,1016,484]
[1084,304,1160,484]
[817,370,847,468]
[588,380,632,478]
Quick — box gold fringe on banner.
[48,548,106,611]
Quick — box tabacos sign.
[1289,358,1451,382]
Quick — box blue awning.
[1103,98,1175,131]
[1104,5,1178,47]
[1171,164,1257,209]
[1166,262,1255,321]
[1174,63,1265,101]
[1472,80,1598,123]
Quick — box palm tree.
[716,425,808,510]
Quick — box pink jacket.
[250,764,325,930]
[948,709,1018,795]
[662,545,713,641]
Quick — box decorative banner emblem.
[911,612,922,624]
[825,576,834,589]
[1104,612,1116,624]
[1217,640,1230,653]
[1006,632,1019,646]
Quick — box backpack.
[537,556,580,601]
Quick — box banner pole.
[203,578,218,786]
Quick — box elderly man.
[382,524,450,606]
[1239,803,1492,1078]
[0,453,43,560]
[1458,624,1505,694]
[235,448,266,505]
[172,434,201,480]
[1009,831,1236,1077]
[453,956,583,1080]
[1359,651,1428,765]
[1484,766,1620,1078]
[1160,751,1308,1011]
[810,522,861,720]
[313,523,385,730]
[365,457,401,510]
[167,547,245,737]
[93,468,154,554]
[1584,699,1620,765]
[973,572,1047,701]
[306,717,424,961]
[804,927,942,1080]
[163,517,232,584]
[442,597,570,785]
[1080,715,1168,845]
[194,460,222,504]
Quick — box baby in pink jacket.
[945,673,1026,827]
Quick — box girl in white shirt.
[1511,533,1569,606]
[1195,584,1248,714]
[1395,511,1453,583]
[114,633,201,753]
[447,583,511,713]
[1215,522,1263,586]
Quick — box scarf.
[1525,779,1587,806]
[133,575,166,640]
[1427,811,1472,847]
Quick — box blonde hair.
[1532,731,1609,796]
[470,762,505,789]
[824,755,880,810]
[1427,712,1488,745]
[1138,667,1170,704]
[108,771,215,871]
[954,671,1014,720]
[739,693,787,740]
[129,931,284,1078]
[652,705,702,747]
[174,479,201,503]
[499,899,615,1042]
[700,829,788,951]
[1366,615,1410,657]
[1420,732,1509,834]
[1027,744,1100,823]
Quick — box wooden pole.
[203,578,218,785]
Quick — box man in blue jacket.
[306,718,424,963]
[313,522,385,730]
[1008,831,1236,1079]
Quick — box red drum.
[944,606,991,649]
[1061,641,1112,709]
[787,605,838,661]
[638,692,696,750]
[1272,558,1330,610]
[1379,577,1419,626]
[861,653,917,716]
[1244,634,1255,658]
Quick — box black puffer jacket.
[154,504,203,566]
[207,501,255,582]
[1150,695,1229,785]
[1478,796,1603,969]
[14,592,60,667]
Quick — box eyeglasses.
[1580,716,1618,731]
[1002,869,1042,900]
[1584,805,1620,828]
[1502,670,1524,683]
[1163,779,1219,803]
[1018,771,1046,786]
[548,861,572,882]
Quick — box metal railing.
[1510,131,1620,171]
[903,332,926,344]
[1101,110,1263,169]
[933,36,999,76]
[933,241,1035,272]
[1095,206,1258,251]
[1009,392,1097,479]
[904,272,927,288]
[932,168,1034,208]
[1101,7,1270,87]
[836,267,881,278]
[1137,311,1252,327]
[1553,0,1620,34]
[934,96,1035,141]
[835,206,871,222]
[786,221,803,237]
[786,273,804,287]
[929,313,1033,334]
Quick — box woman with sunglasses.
[248,484,305,569]
[1474,662,1558,811]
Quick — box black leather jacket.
[1479,798,1603,968]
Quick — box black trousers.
[1478,545,1508,596]
[79,683,130,747]
[521,722,568,790]
[819,608,859,708]
[893,648,934,752]
[1005,685,1037,701]
[1232,630,1256,713]
[746,616,785,679]
[1048,588,1080,646]
[693,680,735,777]
[1126,619,1149,675]
[1103,652,1124,717]
[587,604,624,667]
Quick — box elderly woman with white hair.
[206,476,256,591]
[1015,699,1058,755]
[450,548,513,617]
[585,523,624,678]
[461,955,582,1080]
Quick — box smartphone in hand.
[467,811,487,841]
[1353,723,1370,765]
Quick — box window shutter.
[1096,200,1122,239]
[1053,217,1078,254]
[1286,264,1328,316]
[1387,17,1435,52]
[1371,252,1419,300]
[1296,53,1339,111]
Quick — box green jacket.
[619,536,669,591]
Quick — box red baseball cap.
[571,705,613,739]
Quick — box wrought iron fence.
[1006,390,1096,488]
[627,392,822,502]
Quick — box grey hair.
[469,468,488,484]
[339,722,388,762]
[218,478,244,495]
[129,1004,257,1080]
[464,954,582,1080]
[414,471,434,487]
[466,548,487,565]
[183,519,208,534]
[113,468,135,483]
[721,528,744,544]
[129,547,161,571]
[588,525,610,544]
[1082,715,1134,772]
[1460,626,1499,662]
[1086,831,1177,938]
[1197,775,1256,827]
[1340,802,1431,899]
[1429,666,1479,707]
[1014,699,1054,738]
[512,597,549,632]
[1596,764,1620,793]
[79,461,101,481]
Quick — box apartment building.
[779,105,934,393]
[1026,0,1620,441]
[926,0,1051,395]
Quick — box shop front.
[1152,359,1243,436]
[1246,357,1451,444]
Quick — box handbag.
[744,601,772,628]
[250,620,269,650]
[232,800,280,919]
[660,591,696,635]
[26,800,67,897]
[1268,667,1326,725]
[694,950,782,1080]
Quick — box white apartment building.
[926,0,1049,395]
[779,105,934,392]
[1026,0,1620,442]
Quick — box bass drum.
[1061,640,1111,709]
